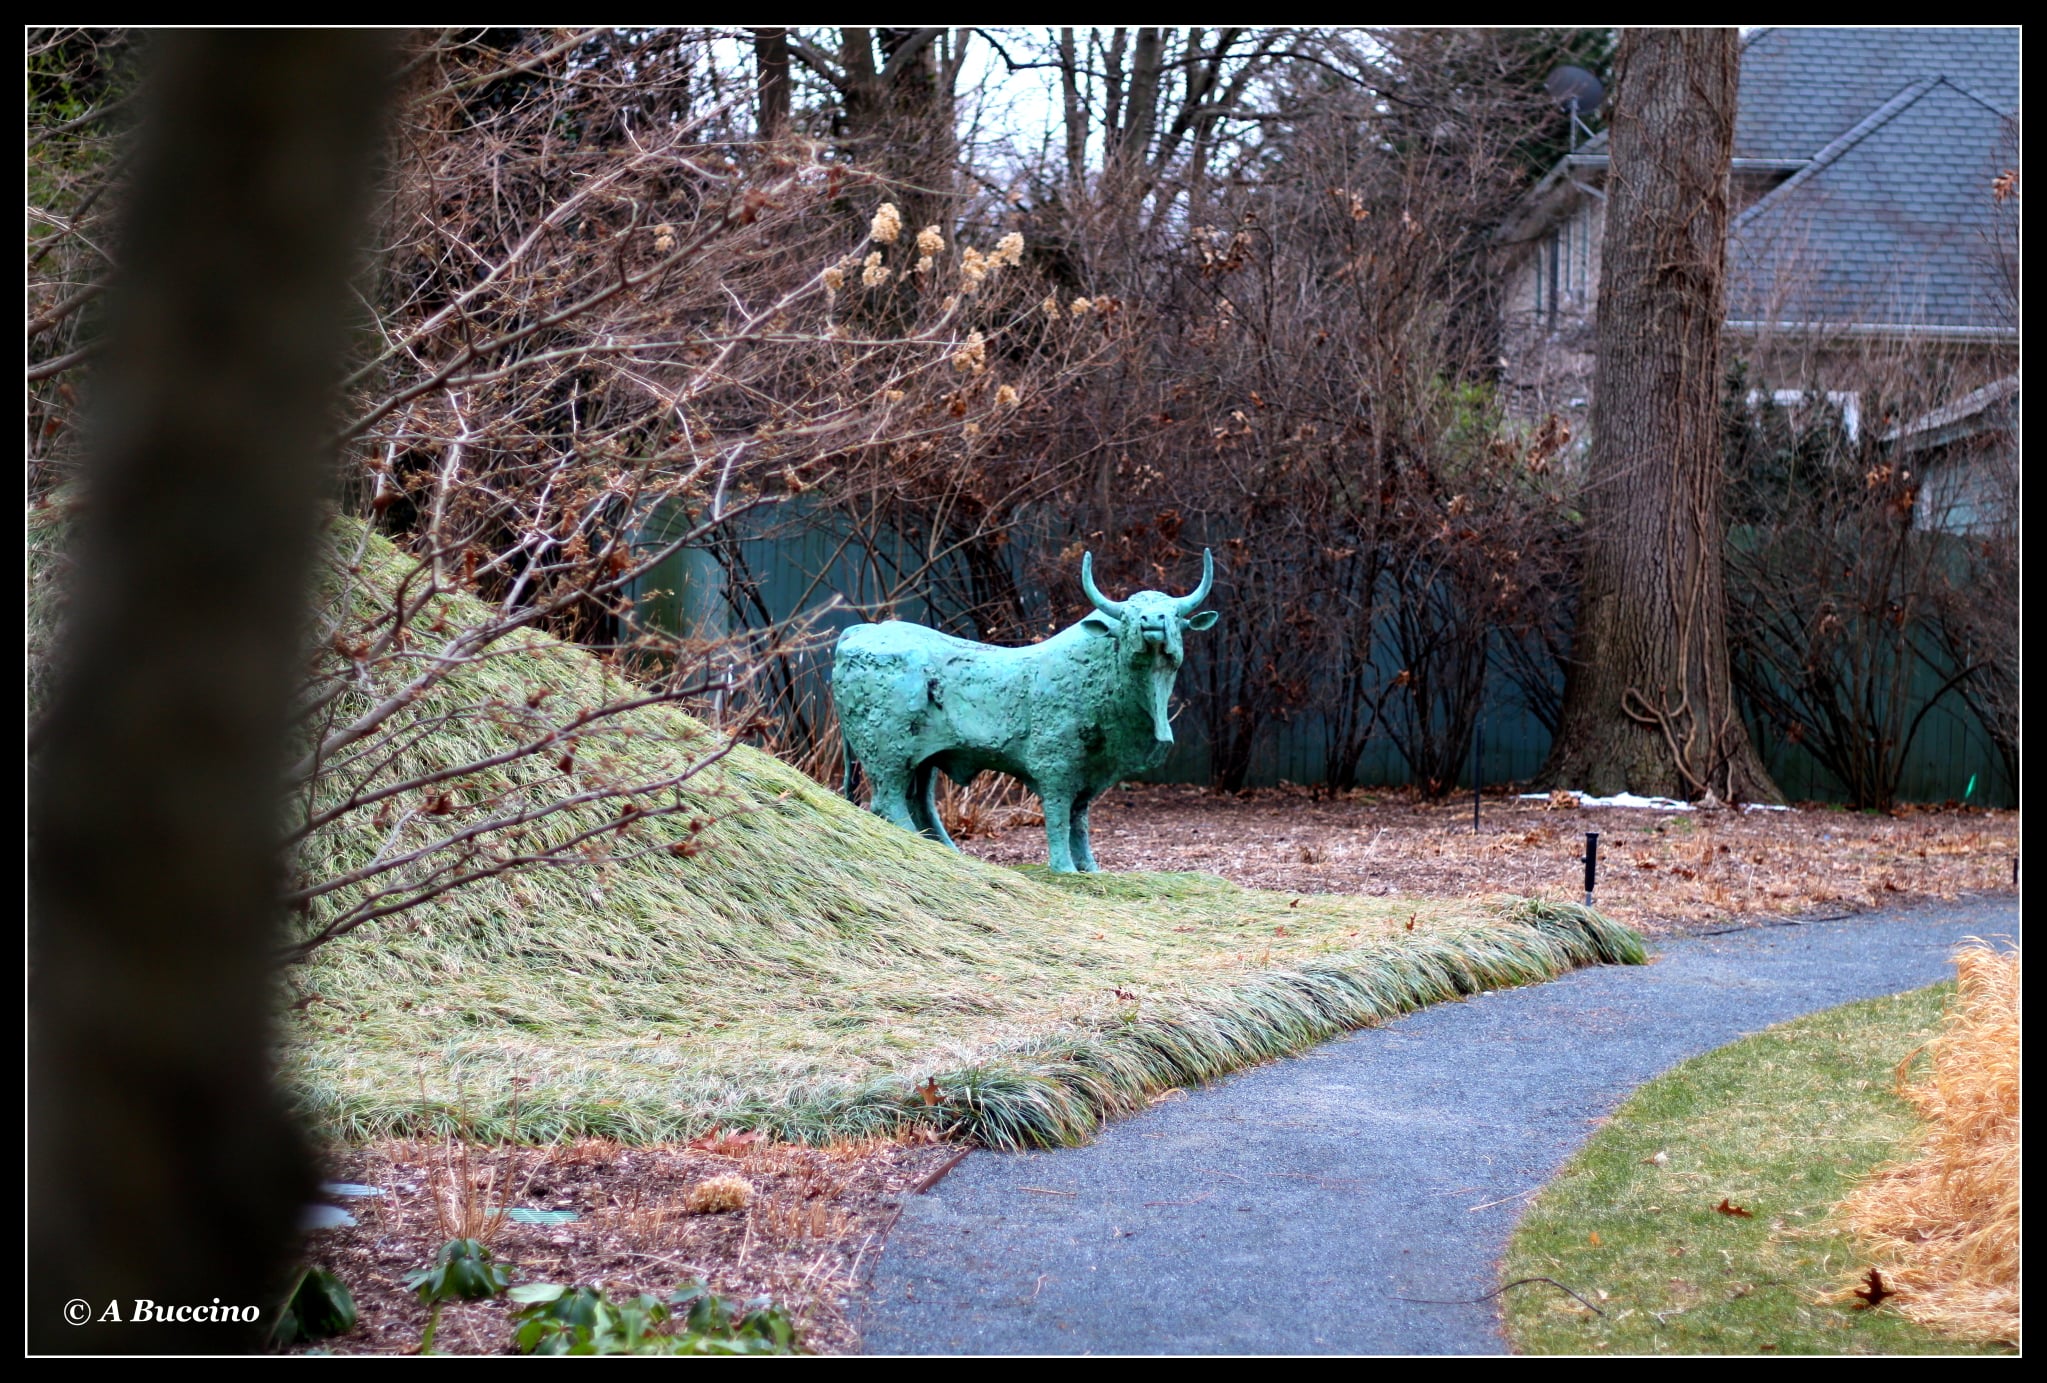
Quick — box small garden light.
[1582,831,1600,907]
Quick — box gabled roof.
[1727,76,2017,334]
[1882,374,2020,452]
[1498,28,2020,337]
[1733,27,2019,163]
[1524,29,2019,173]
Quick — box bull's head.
[1079,549,1220,744]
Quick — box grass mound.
[285,528,1642,1150]
[1831,946,2019,1345]
[1501,985,2010,1355]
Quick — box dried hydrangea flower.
[683,1175,754,1214]
[951,330,988,375]
[870,202,902,244]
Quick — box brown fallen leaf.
[1588,1230,1601,1247]
[1715,1197,1754,1218]
[686,1127,763,1154]
[1850,1267,1894,1309]
[916,1077,941,1106]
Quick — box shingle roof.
[1727,76,2017,332]
[1734,27,2019,161]
[1532,28,2018,164]
[1881,373,2019,451]
[1500,29,2020,333]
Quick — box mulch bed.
[293,786,2016,1354]
[955,784,2019,938]
[295,1135,960,1356]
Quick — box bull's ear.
[1081,613,1120,636]
[1182,610,1219,632]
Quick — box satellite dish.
[1545,65,1605,116]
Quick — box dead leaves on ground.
[957,786,2016,936]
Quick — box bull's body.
[832,552,1217,872]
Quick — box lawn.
[1500,984,2011,1355]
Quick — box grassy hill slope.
[238,527,1645,1148]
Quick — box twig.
[1018,1186,1079,1197]
[1466,1186,1539,1212]
[909,1149,971,1195]
[1395,1277,1605,1315]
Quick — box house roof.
[1726,75,2017,334]
[1733,27,2019,163]
[1499,28,2019,337]
[1882,374,2020,452]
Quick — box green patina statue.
[833,551,1220,872]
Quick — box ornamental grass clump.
[1832,945,2020,1345]
[275,527,1644,1151]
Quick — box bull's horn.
[1172,549,1215,615]
[1080,552,1129,619]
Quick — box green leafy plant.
[509,1280,798,1356]
[268,1267,357,1349]
[405,1237,511,1354]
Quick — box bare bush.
[1723,353,2015,810]
[28,28,1097,957]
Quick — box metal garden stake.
[1472,723,1483,835]
[1582,831,1600,907]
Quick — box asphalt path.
[859,896,2020,1355]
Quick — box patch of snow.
[321,1181,385,1198]
[1518,790,1693,811]
[1516,790,1796,813]
[298,1204,357,1231]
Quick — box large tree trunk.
[1540,28,1780,804]
[28,33,390,1351]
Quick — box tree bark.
[1539,28,1781,804]
[753,28,790,139]
[28,32,390,1351]
[1059,28,1088,196]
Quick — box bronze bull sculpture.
[832,551,1219,872]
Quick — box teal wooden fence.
[630,504,2015,807]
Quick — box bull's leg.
[1070,788,1101,873]
[1039,781,1078,873]
[912,762,960,851]
[864,765,921,836]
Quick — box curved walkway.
[859,897,2020,1355]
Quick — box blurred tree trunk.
[753,27,790,138]
[28,32,390,1352]
[824,27,959,237]
[1540,28,1781,803]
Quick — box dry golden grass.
[1832,945,2020,1345]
